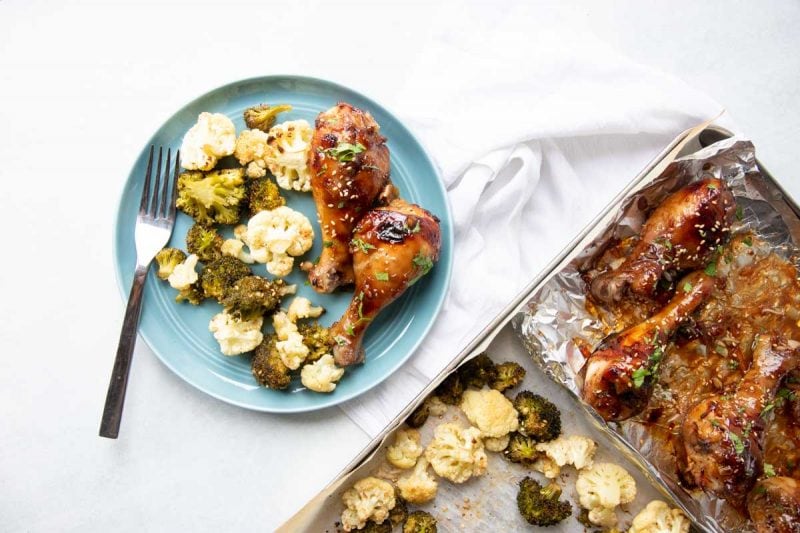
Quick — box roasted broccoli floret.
[243,103,293,132]
[435,372,464,405]
[297,321,334,363]
[403,510,437,533]
[220,275,288,320]
[354,521,391,533]
[516,477,572,527]
[504,432,538,464]
[389,498,408,528]
[176,168,246,226]
[458,352,497,389]
[174,281,205,305]
[248,177,286,215]
[491,362,526,392]
[406,400,431,428]
[186,223,223,262]
[200,255,251,302]
[514,390,562,442]
[155,247,187,280]
[251,334,291,390]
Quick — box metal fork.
[100,146,180,439]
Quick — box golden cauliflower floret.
[460,388,519,438]
[427,396,448,417]
[221,238,254,264]
[484,434,511,453]
[287,296,324,322]
[180,112,236,171]
[396,457,438,504]
[576,462,637,528]
[300,354,344,393]
[244,206,314,277]
[628,500,690,533]
[340,476,396,532]
[265,119,313,192]
[424,423,487,483]
[234,128,276,179]
[208,311,264,356]
[272,310,296,340]
[167,253,199,290]
[386,429,424,469]
[275,332,308,370]
[533,435,597,478]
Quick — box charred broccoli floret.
[403,510,437,533]
[514,391,561,442]
[516,477,572,527]
[504,432,538,464]
[406,400,431,428]
[458,352,497,389]
[389,498,408,528]
[243,103,293,132]
[435,372,464,405]
[200,255,251,302]
[251,334,291,390]
[174,281,205,305]
[355,521,391,533]
[155,247,187,280]
[491,362,526,392]
[186,223,223,262]
[176,168,246,226]
[220,275,288,320]
[248,177,286,215]
[297,321,334,363]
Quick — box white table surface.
[1,1,798,531]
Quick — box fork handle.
[99,264,149,439]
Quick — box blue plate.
[113,76,453,413]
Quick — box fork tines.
[139,146,180,222]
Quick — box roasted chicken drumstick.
[306,103,392,293]
[747,477,800,533]
[582,270,716,421]
[330,198,441,366]
[590,178,735,304]
[681,335,799,510]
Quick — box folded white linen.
[339,4,731,437]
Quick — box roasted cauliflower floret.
[300,354,344,393]
[532,435,597,478]
[167,253,199,290]
[460,388,519,438]
[484,434,511,453]
[234,128,270,178]
[396,457,438,505]
[220,238,254,264]
[244,206,314,277]
[271,311,309,369]
[180,112,236,171]
[387,429,424,469]
[265,119,313,192]
[628,500,691,533]
[576,462,637,528]
[424,423,487,483]
[340,477,396,532]
[287,296,325,322]
[208,311,263,356]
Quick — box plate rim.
[111,74,454,413]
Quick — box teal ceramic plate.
[113,76,453,413]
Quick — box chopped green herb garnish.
[728,431,745,455]
[335,335,348,346]
[412,252,434,276]
[376,272,389,281]
[324,142,366,162]
[736,205,744,221]
[631,367,650,389]
[704,262,717,277]
[323,240,333,248]
[715,343,728,355]
[763,463,776,477]
[345,324,355,336]
[337,201,345,209]
[743,236,753,247]
[711,419,721,428]
[707,183,717,190]
[728,359,740,369]
[683,282,693,292]
[409,220,421,234]
[351,237,376,254]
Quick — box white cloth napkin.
[339,3,732,437]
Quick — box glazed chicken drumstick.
[681,335,799,510]
[590,178,735,304]
[582,270,716,421]
[330,198,441,366]
[306,103,392,293]
[747,477,800,533]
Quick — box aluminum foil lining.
[513,137,800,533]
